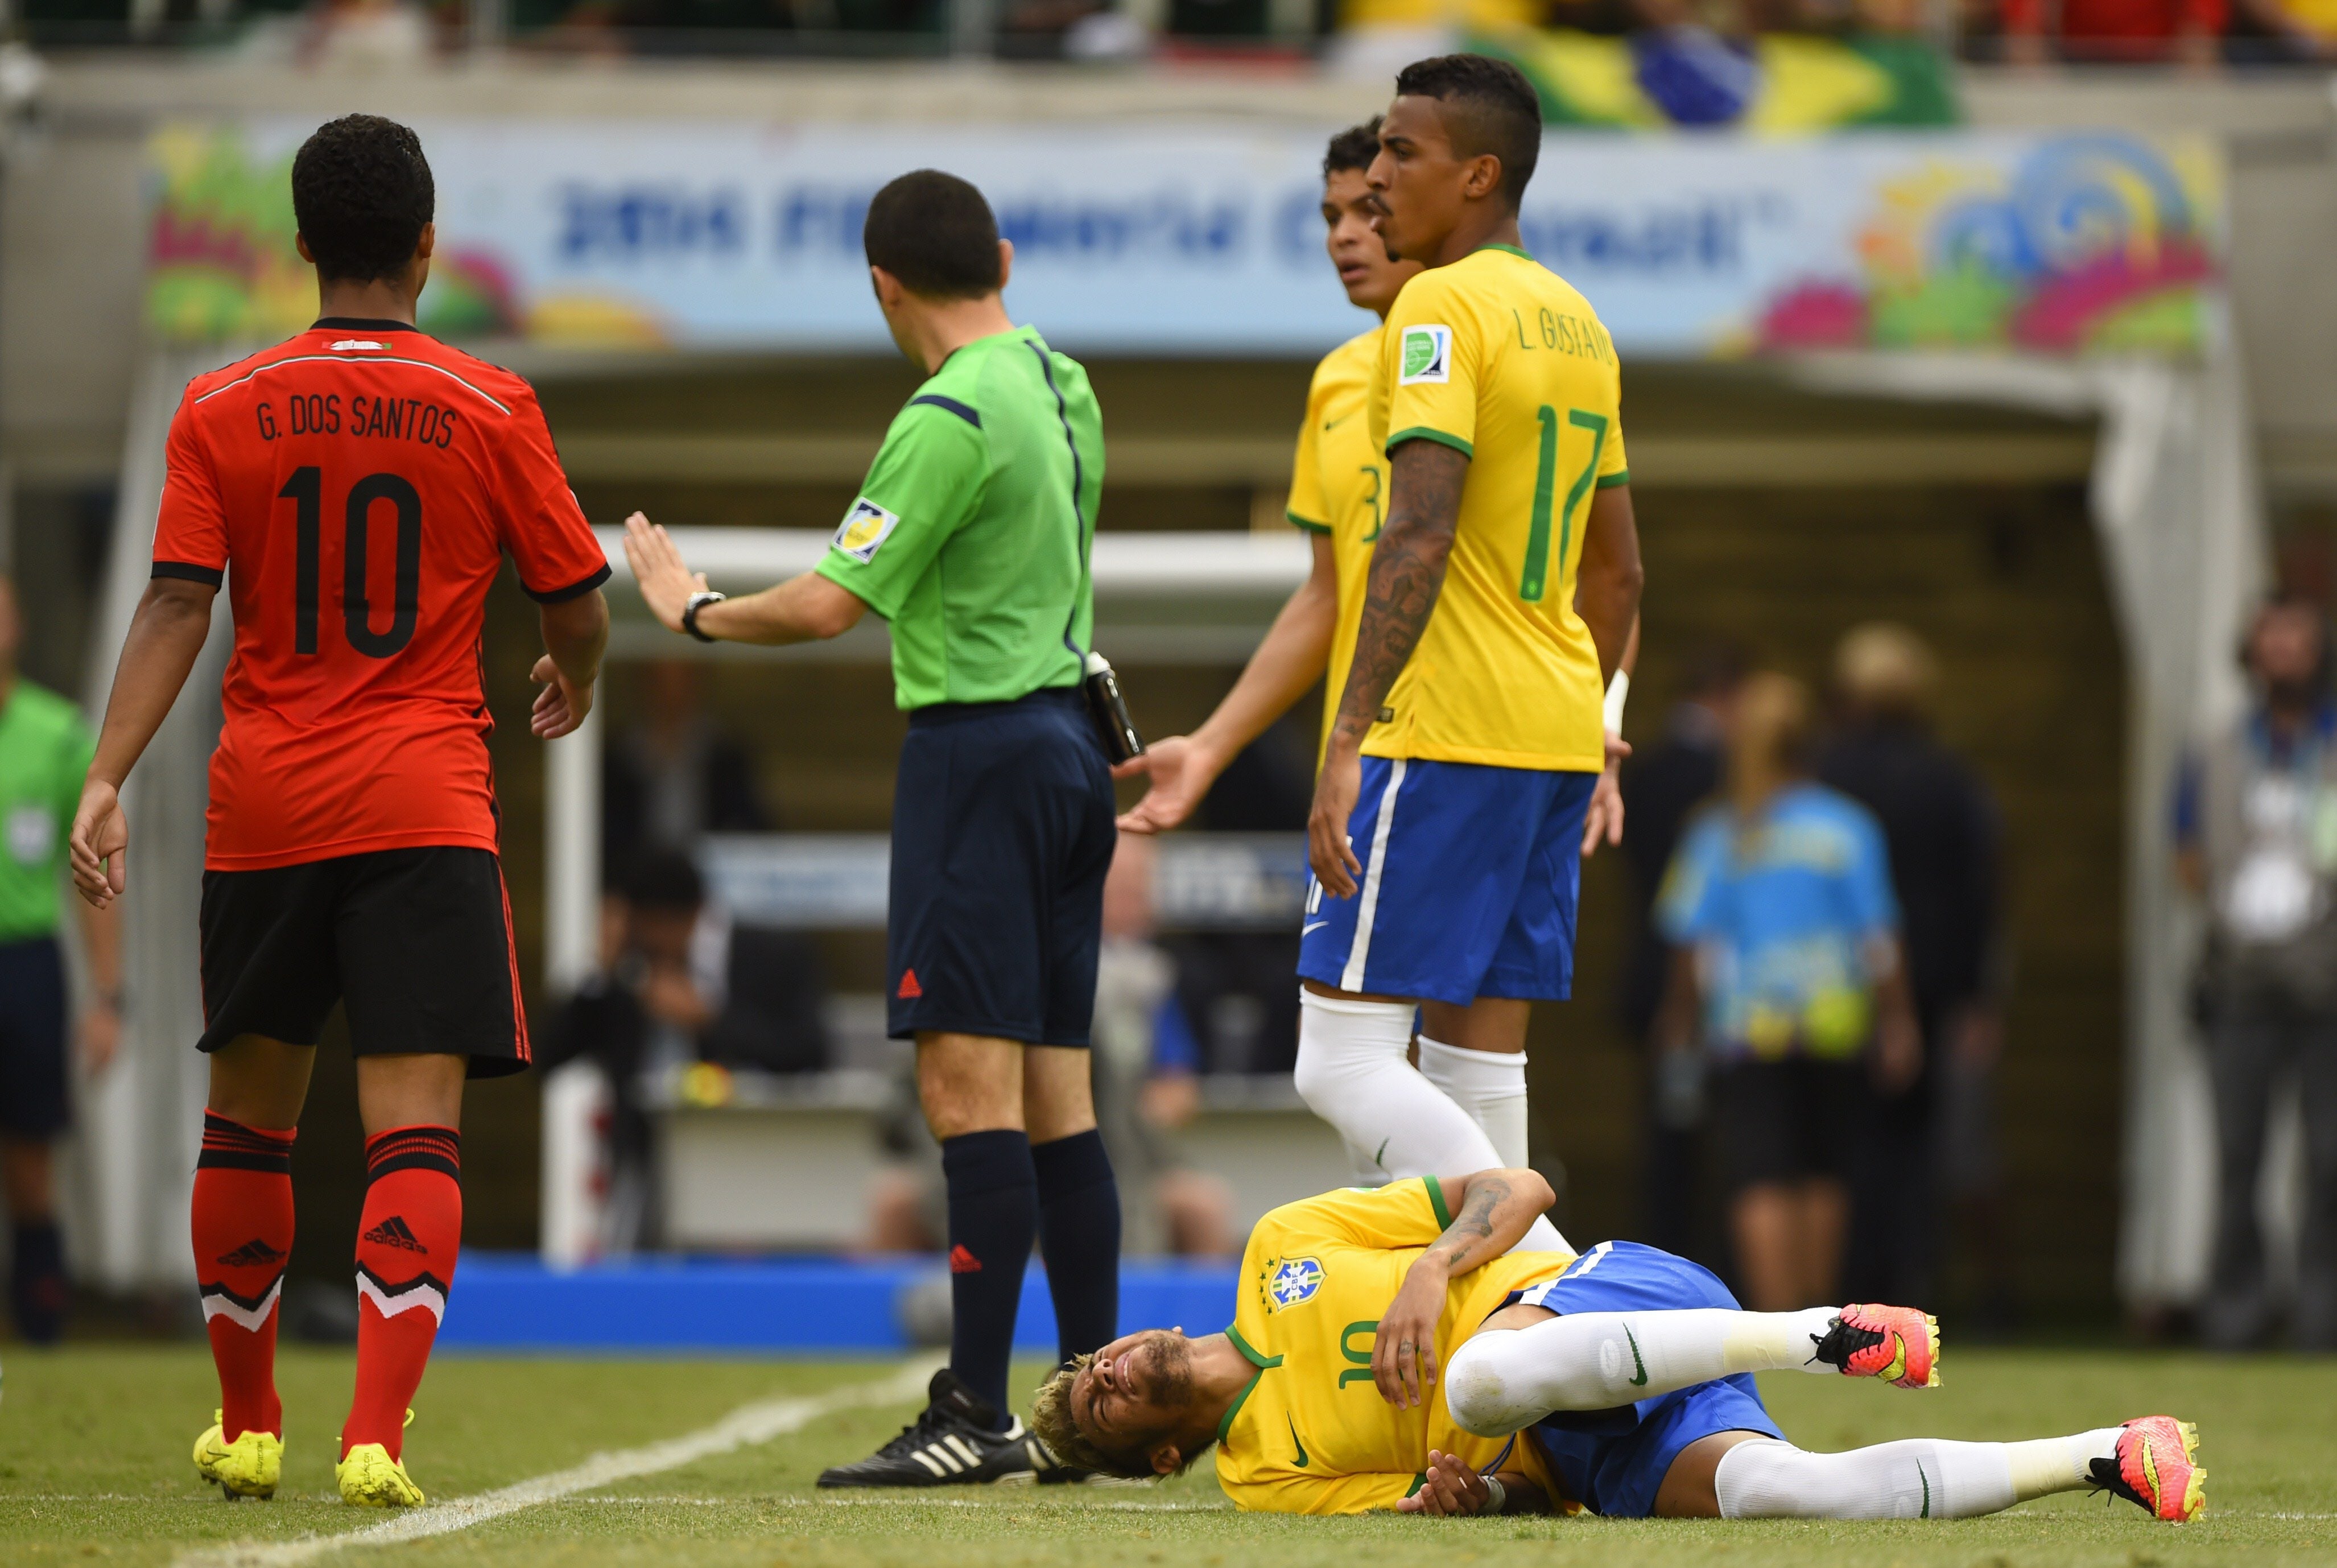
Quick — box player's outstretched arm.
[1373,1167,1556,1409]
[531,588,609,740]
[69,577,216,907]
[1308,439,1467,896]
[1118,532,1337,834]
[624,512,866,646]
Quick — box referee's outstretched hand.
[623,512,707,635]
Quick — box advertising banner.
[147,118,2222,361]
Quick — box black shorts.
[886,687,1116,1046]
[1712,1056,1861,1192]
[0,936,68,1137]
[198,845,528,1079]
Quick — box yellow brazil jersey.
[1214,1178,1575,1515]
[1365,245,1630,774]
[1284,326,1388,759]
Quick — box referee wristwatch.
[682,590,727,643]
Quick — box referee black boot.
[817,1369,1051,1487]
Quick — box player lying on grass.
[1030,1169,2204,1524]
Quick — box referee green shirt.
[0,678,94,943]
[815,325,1104,710]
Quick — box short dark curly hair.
[1393,53,1543,208]
[1029,1355,1204,1482]
[863,170,1003,301]
[1323,117,1383,180]
[291,114,435,284]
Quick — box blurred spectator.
[865,833,1236,1257]
[1618,638,1747,1261]
[1092,833,1236,1256]
[2231,0,2337,59]
[2001,0,2225,65]
[2176,595,2337,1351]
[539,848,829,1251]
[603,659,770,870]
[1654,672,1920,1311]
[1818,624,2008,1320]
[1166,713,1314,1076]
[0,575,119,1343]
[300,0,439,66]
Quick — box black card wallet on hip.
[1081,651,1145,764]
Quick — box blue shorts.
[1510,1240,1785,1519]
[0,936,68,1138]
[1298,758,1595,1005]
[886,687,1117,1045]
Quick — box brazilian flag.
[1467,28,1960,131]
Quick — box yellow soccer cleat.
[337,1442,426,1507]
[193,1410,282,1500]
[337,1409,425,1507]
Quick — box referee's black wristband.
[682,591,726,643]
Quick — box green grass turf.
[0,1346,2330,1565]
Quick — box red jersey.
[153,319,609,872]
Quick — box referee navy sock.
[192,1111,298,1442]
[344,1125,461,1462]
[9,1216,65,1346]
[1032,1129,1121,1367]
[940,1129,1038,1430]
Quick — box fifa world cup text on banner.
[148,122,2223,360]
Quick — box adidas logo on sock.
[948,1244,982,1275]
[361,1215,428,1253]
[216,1238,287,1268]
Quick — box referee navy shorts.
[197,845,528,1079]
[1508,1241,1785,1518]
[0,936,70,1138]
[886,687,1117,1046]
[1298,757,1596,1005]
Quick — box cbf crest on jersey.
[1399,324,1451,385]
[1261,1256,1325,1312]
[833,496,901,563]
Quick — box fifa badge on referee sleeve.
[833,497,901,563]
[1399,325,1451,385]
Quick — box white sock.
[1416,1037,1532,1166]
[1713,1429,2120,1520]
[1445,1306,1840,1436]
[1293,992,1567,1254]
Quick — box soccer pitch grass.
[1,1347,2330,1567]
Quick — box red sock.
[193,1111,297,1443]
[342,1125,461,1462]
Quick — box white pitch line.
[172,1358,938,1568]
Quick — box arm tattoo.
[1431,1176,1508,1272]
[1328,441,1468,752]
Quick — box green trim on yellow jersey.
[1386,426,1473,460]
[1217,1326,1282,1445]
[1425,1175,1455,1231]
[1475,243,1534,262]
[1597,468,1630,489]
[1287,510,1332,535]
[1228,1324,1282,1369]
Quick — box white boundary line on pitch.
[170,1357,939,1568]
